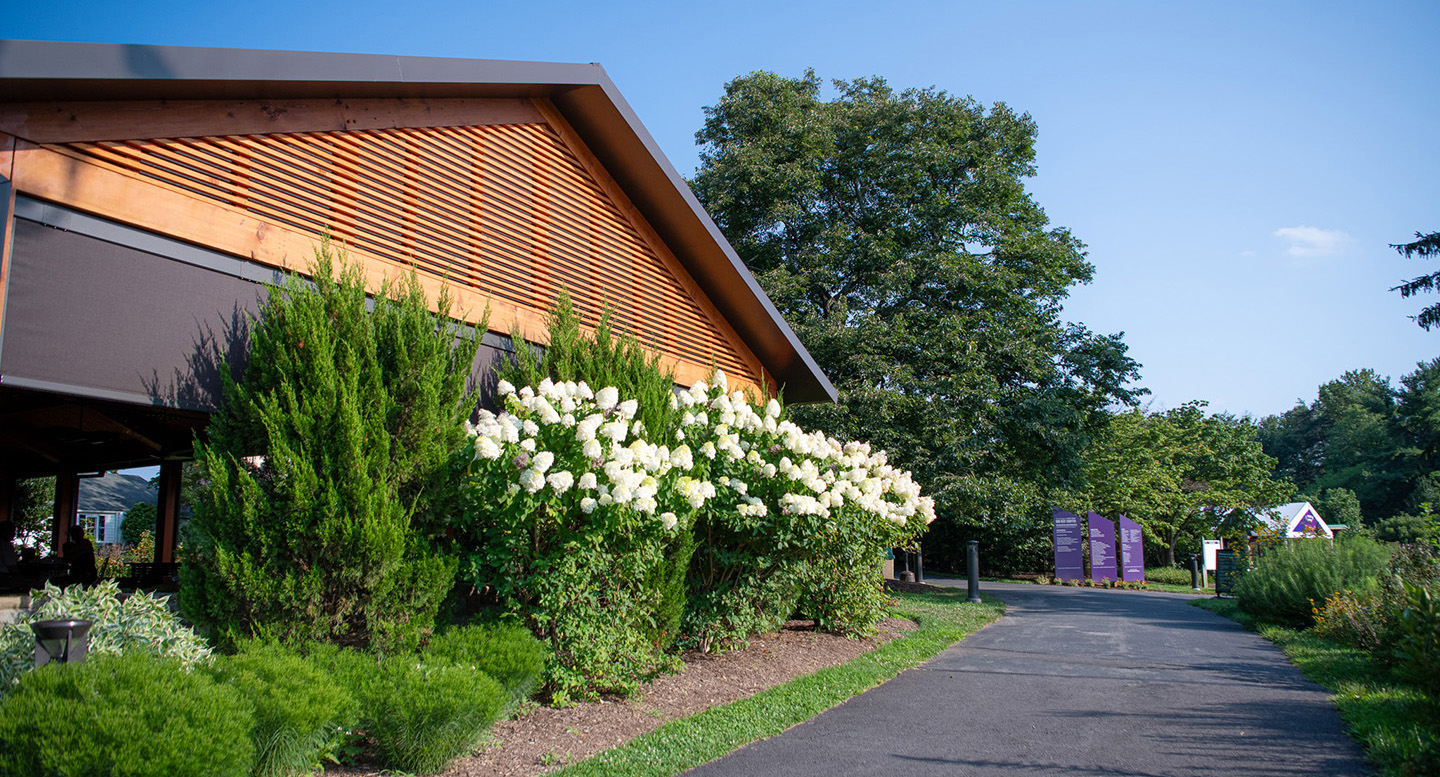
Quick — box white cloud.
[1274,226,1352,257]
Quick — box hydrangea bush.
[456,371,934,698]
[456,377,710,701]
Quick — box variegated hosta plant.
[0,580,211,693]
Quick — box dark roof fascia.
[0,40,836,402]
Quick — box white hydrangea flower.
[660,511,678,531]
[581,497,598,514]
[474,436,502,460]
[596,386,620,411]
[519,468,545,493]
[533,451,555,473]
[497,379,516,396]
[578,472,598,490]
[520,438,537,452]
[547,470,574,494]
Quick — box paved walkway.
[684,581,1370,777]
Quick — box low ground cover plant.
[0,652,254,777]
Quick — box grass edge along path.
[552,589,1006,777]
[1191,598,1440,777]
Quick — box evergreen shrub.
[208,641,353,777]
[423,622,548,709]
[1144,566,1192,586]
[0,653,253,777]
[180,241,481,652]
[1235,536,1393,626]
[1392,582,1440,698]
[367,660,505,775]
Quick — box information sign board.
[1118,514,1145,582]
[1087,512,1117,581]
[1051,508,1085,582]
[1215,549,1244,596]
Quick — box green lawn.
[551,588,1005,777]
[1192,598,1440,776]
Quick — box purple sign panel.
[1052,508,1085,582]
[1087,512,1117,582]
[1119,514,1145,582]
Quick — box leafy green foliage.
[1393,581,1440,699]
[423,622,548,710]
[367,660,506,775]
[121,502,156,546]
[1079,402,1287,565]
[11,477,53,543]
[493,291,697,661]
[180,241,481,652]
[207,641,353,777]
[1234,537,1394,626]
[0,653,254,777]
[0,580,211,693]
[691,70,1141,575]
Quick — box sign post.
[1051,508,1085,582]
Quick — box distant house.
[76,472,158,545]
[1256,502,1335,539]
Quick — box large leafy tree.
[691,71,1140,571]
[1081,403,1286,565]
[1391,231,1440,330]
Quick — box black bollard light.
[966,541,982,603]
[31,619,92,668]
[1189,556,1201,592]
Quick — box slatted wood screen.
[51,122,757,384]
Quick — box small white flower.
[520,438,537,452]
[519,468,545,493]
[578,472,598,490]
[497,379,516,396]
[660,512,678,531]
[533,451,555,473]
[618,399,639,418]
[547,470,574,494]
[596,386,620,411]
[581,497,598,514]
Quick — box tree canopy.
[1391,230,1440,330]
[691,70,1141,572]
[1080,402,1287,565]
[1258,360,1440,537]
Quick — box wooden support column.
[153,461,181,564]
[52,470,80,554]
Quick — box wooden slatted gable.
[50,121,758,386]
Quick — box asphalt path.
[684,581,1371,777]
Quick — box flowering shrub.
[675,374,934,648]
[456,377,709,701]
[457,370,936,694]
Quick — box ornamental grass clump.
[207,641,355,777]
[423,622,548,711]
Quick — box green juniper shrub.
[0,580,211,694]
[207,640,354,777]
[367,659,506,775]
[423,622,548,710]
[1235,535,1393,626]
[0,652,254,777]
[180,240,480,653]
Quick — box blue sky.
[5,0,1438,420]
